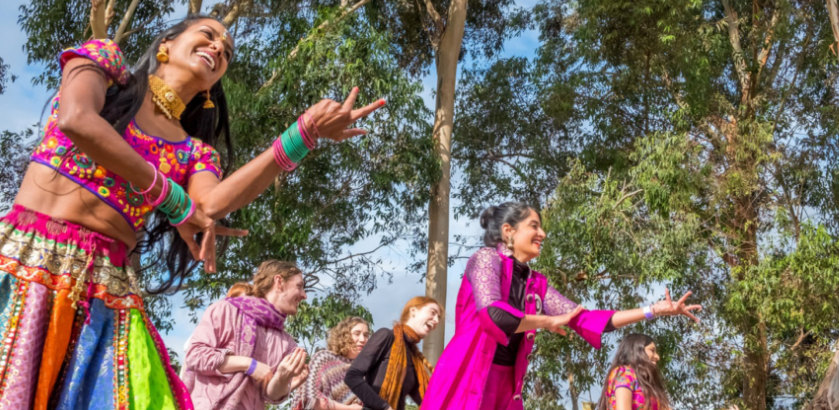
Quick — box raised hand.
[271,347,308,386]
[176,208,248,273]
[305,87,386,142]
[652,289,703,323]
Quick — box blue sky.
[0,0,542,356]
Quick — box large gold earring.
[203,90,215,109]
[156,44,169,63]
[506,236,514,250]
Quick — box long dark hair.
[63,15,234,293]
[478,202,540,247]
[597,334,671,410]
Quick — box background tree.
[9,0,439,339]
[366,0,528,362]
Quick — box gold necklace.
[148,75,186,120]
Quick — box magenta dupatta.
[421,245,616,410]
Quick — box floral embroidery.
[60,39,129,86]
[605,366,658,410]
[30,41,223,231]
[465,247,505,311]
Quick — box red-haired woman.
[344,297,441,410]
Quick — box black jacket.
[344,328,422,410]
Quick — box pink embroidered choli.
[421,244,616,410]
[30,39,223,230]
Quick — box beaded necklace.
[148,75,186,120]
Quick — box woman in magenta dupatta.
[421,202,702,410]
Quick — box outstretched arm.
[190,88,384,220]
[610,289,702,328]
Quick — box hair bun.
[480,206,498,229]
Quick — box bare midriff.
[14,162,138,248]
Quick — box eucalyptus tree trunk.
[424,0,467,364]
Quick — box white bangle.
[643,305,655,320]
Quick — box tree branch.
[114,0,142,44]
[189,0,203,14]
[423,0,444,33]
[828,0,839,64]
[104,0,117,27]
[90,0,109,39]
[722,0,750,102]
[222,0,253,28]
[258,0,373,92]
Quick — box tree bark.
[114,0,142,43]
[189,0,204,14]
[809,347,839,410]
[90,0,108,39]
[828,0,839,63]
[423,0,467,365]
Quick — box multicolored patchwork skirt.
[0,205,193,410]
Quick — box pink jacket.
[421,245,615,410]
[184,300,297,410]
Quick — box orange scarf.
[379,324,434,409]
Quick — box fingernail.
[379,99,386,106]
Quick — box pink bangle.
[303,111,320,139]
[272,137,296,171]
[297,115,316,149]
[131,161,159,195]
[145,175,169,207]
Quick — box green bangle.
[282,126,309,163]
[169,195,193,225]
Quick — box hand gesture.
[290,364,309,391]
[652,289,702,323]
[305,87,386,142]
[176,208,248,273]
[271,347,308,386]
[546,305,585,335]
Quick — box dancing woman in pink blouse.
[0,14,382,410]
[421,202,701,410]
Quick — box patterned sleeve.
[612,366,638,391]
[59,39,129,86]
[188,138,223,179]
[545,284,615,350]
[292,350,329,410]
[543,285,579,316]
[465,248,525,345]
[465,247,505,310]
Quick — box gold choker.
[148,75,185,120]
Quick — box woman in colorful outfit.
[185,260,310,409]
[345,296,441,410]
[421,202,702,410]
[0,14,383,410]
[597,334,670,410]
[292,316,371,410]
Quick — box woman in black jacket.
[345,296,442,410]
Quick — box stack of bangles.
[273,111,319,172]
[133,161,196,226]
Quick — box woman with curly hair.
[293,317,371,410]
